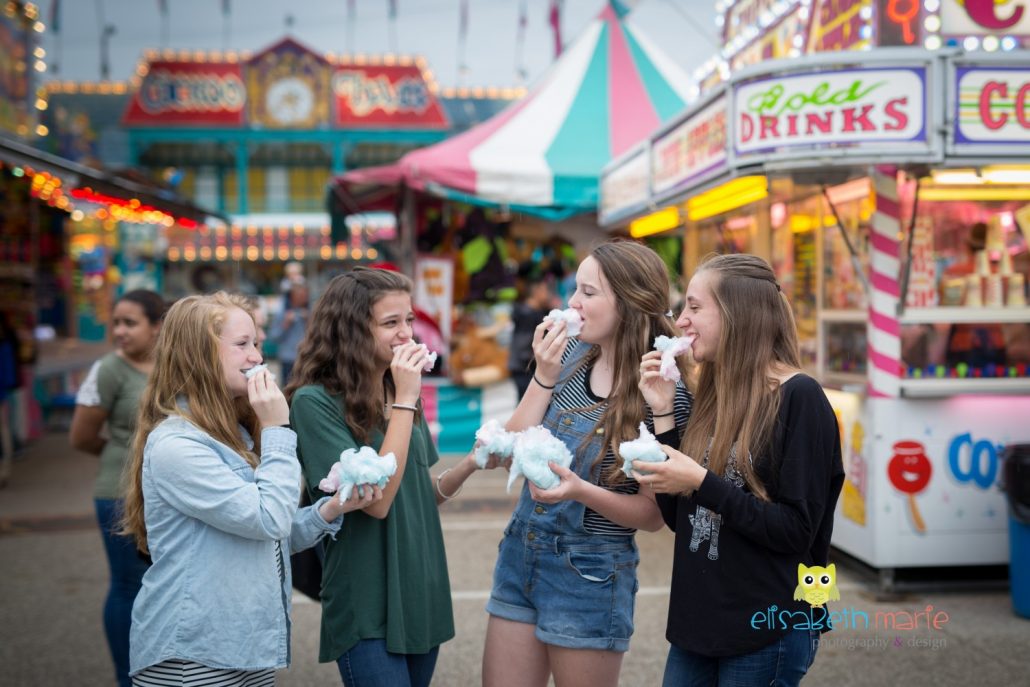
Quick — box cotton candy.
[619,422,667,478]
[393,343,438,372]
[508,426,574,492]
[653,335,695,382]
[243,363,274,380]
[544,308,583,337]
[474,419,518,468]
[318,446,398,503]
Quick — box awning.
[333,0,692,218]
[0,134,229,226]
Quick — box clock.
[265,77,315,126]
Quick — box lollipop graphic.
[888,440,932,533]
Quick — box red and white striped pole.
[868,166,902,398]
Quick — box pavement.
[1,432,1028,686]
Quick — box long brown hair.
[578,239,685,481]
[679,253,801,500]
[285,267,414,444]
[121,292,261,553]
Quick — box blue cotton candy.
[319,446,398,503]
[508,426,574,492]
[474,419,518,468]
[619,422,666,478]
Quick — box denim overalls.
[486,342,641,652]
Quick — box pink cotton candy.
[653,335,695,382]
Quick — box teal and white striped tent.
[338,1,692,218]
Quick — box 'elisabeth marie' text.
[750,604,950,632]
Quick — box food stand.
[600,48,1030,580]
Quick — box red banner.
[331,64,448,129]
[122,61,246,127]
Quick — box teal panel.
[624,29,687,123]
[544,23,611,208]
[435,384,482,454]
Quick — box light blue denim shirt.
[129,415,341,674]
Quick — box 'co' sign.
[948,433,1003,489]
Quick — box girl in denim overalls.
[483,241,693,687]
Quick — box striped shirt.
[132,660,275,686]
[552,342,692,535]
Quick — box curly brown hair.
[285,267,415,443]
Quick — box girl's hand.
[638,350,676,415]
[631,445,707,495]
[248,369,290,428]
[471,442,511,470]
[391,342,426,406]
[532,319,568,386]
[527,462,582,503]
[320,485,383,521]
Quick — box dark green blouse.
[290,385,454,661]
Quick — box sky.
[36,0,723,90]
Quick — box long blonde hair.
[578,240,685,482]
[679,254,801,500]
[121,292,260,553]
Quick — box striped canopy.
[338,1,692,218]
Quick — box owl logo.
[793,563,840,608]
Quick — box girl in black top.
[634,254,844,687]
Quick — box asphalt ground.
[1,434,1027,686]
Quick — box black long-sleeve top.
[656,374,845,657]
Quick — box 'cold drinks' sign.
[733,67,927,158]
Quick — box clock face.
[266,77,314,125]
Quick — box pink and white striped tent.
[335,1,692,219]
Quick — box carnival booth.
[600,48,1030,580]
[333,1,693,449]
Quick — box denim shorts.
[486,517,640,652]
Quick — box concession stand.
[599,48,1030,581]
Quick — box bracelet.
[533,375,555,390]
[651,410,675,418]
[435,467,464,501]
[392,403,418,412]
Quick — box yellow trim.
[686,176,768,222]
[919,187,1030,201]
[629,207,681,238]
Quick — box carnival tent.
[334,0,692,219]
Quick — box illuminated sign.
[600,149,649,225]
[123,62,246,126]
[651,95,728,198]
[954,66,1030,147]
[734,67,927,156]
[730,7,808,72]
[0,8,34,138]
[806,0,874,53]
[332,65,449,128]
[941,0,1030,35]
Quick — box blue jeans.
[335,639,439,687]
[662,630,819,687]
[95,499,149,687]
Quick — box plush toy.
[544,308,583,337]
[319,446,398,503]
[474,419,518,468]
[618,422,667,478]
[653,335,695,382]
[508,426,574,492]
